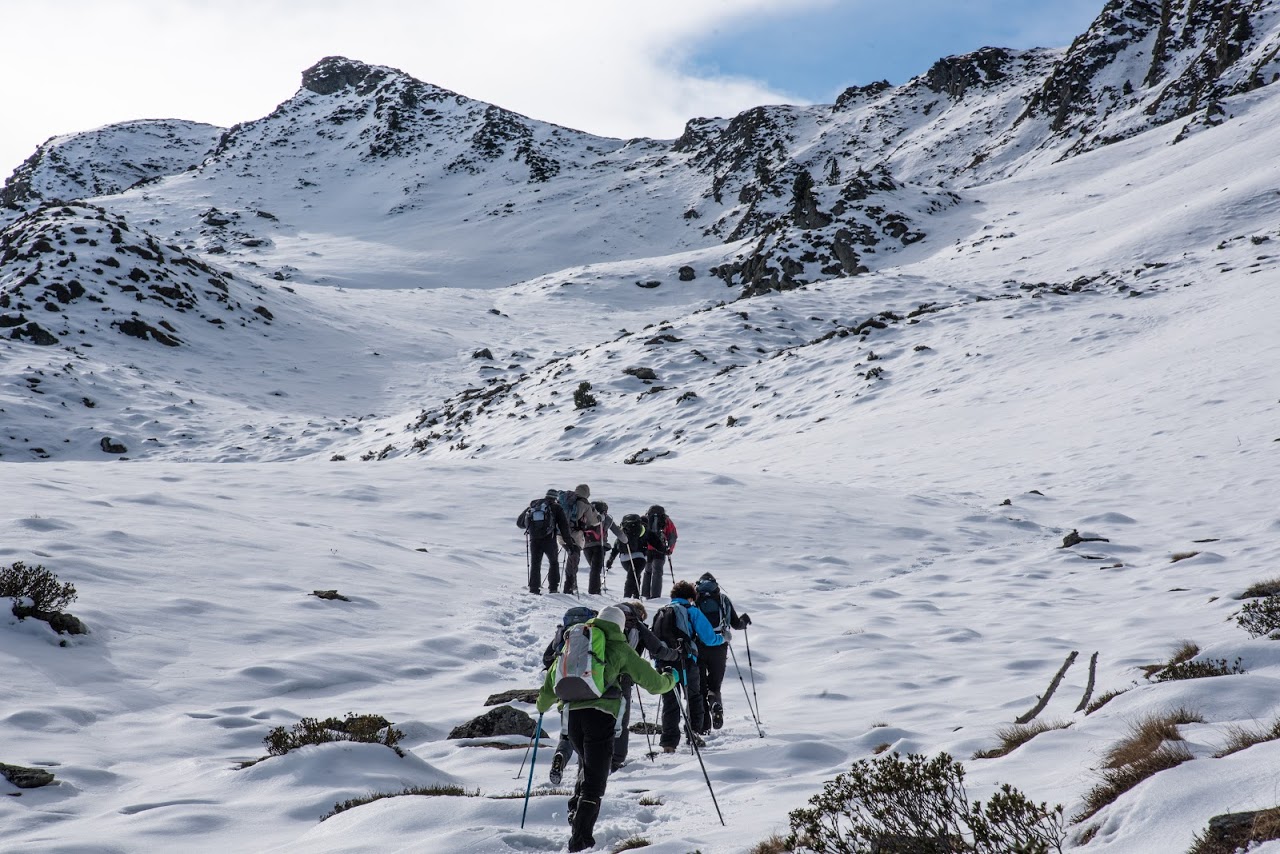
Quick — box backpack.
[647,505,669,547]
[651,602,692,653]
[557,490,587,531]
[696,578,729,634]
[553,621,611,702]
[523,497,555,537]
[620,513,645,543]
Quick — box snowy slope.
[5,1,1280,852]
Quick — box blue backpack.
[557,490,585,530]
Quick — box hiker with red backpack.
[537,606,678,852]
[693,572,751,731]
[650,580,724,752]
[583,500,627,595]
[517,489,574,595]
[641,505,677,599]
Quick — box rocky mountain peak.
[924,47,1015,101]
[301,55,392,96]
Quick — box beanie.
[597,605,626,632]
[575,483,591,499]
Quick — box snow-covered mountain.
[4,1,1280,852]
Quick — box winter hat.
[699,572,717,583]
[597,605,626,632]
[575,484,591,499]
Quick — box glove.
[665,547,674,556]
[659,647,681,663]
[606,558,615,569]
[661,666,680,685]
[741,613,752,626]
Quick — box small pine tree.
[0,561,77,611]
[573,381,598,410]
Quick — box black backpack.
[651,602,692,653]
[523,497,556,537]
[647,504,668,546]
[620,513,645,543]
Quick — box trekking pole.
[743,626,760,722]
[515,729,536,779]
[728,643,764,737]
[636,688,657,761]
[520,712,545,828]
[674,664,726,826]
[524,532,531,593]
[668,554,676,589]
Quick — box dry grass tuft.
[1102,708,1203,769]
[1080,743,1194,820]
[1085,688,1128,715]
[872,742,892,755]
[749,835,792,854]
[973,719,1071,759]
[1215,718,1280,758]
[1189,805,1280,853]
[1241,577,1280,599]
[1171,551,1201,563]
[611,837,651,852]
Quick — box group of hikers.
[516,485,755,852]
[517,483,677,598]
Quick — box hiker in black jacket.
[517,489,573,594]
[606,514,648,599]
[693,572,751,730]
[611,600,679,771]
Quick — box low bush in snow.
[0,561,77,611]
[1237,595,1280,638]
[786,751,1065,853]
[321,783,477,820]
[1153,657,1245,681]
[264,713,405,757]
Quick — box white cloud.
[0,0,827,178]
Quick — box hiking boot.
[568,798,600,852]
[549,753,565,786]
[662,745,676,754]
[711,700,724,730]
[610,758,626,773]
[685,728,706,748]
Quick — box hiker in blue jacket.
[652,580,724,752]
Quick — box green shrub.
[1154,657,1245,681]
[265,713,405,757]
[573,381,598,410]
[1238,596,1280,638]
[0,561,77,611]
[321,784,477,820]
[786,752,1065,853]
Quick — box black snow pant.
[661,656,705,748]
[584,544,607,595]
[698,642,728,725]
[620,556,645,599]
[528,535,560,593]
[563,545,583,594]
[642,551,666,599]
[567,707,616,850]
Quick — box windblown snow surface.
[5,30,1280,854]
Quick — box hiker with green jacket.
[537,605,678,852]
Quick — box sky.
[0,0,1103,183]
